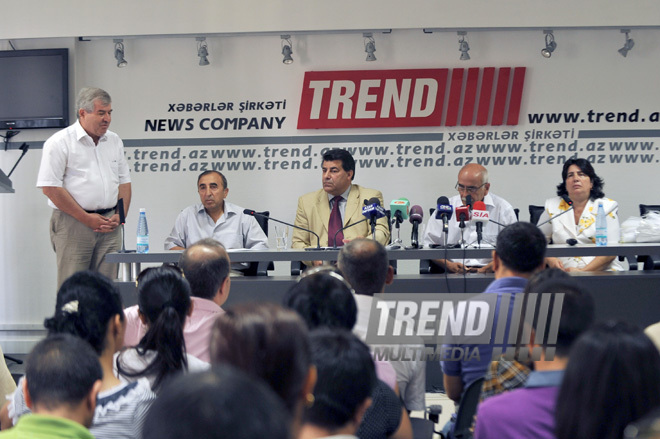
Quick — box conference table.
[107,243,660,392]
[106,243,660,326]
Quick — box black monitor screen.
[0,48,69,129]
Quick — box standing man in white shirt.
[165,170,268,251]
[37,87,131,288]
[423,163,517,273]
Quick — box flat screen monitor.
[0,48,69,130]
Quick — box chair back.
[640,204,660,216]
[411,417,435,439]
[450,377,485,439]
[528,205,545,225]
[252,210,270,235]
[242,210,271,276]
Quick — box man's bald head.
[456,163,490,204]
[337,238,389,297]
[459,163,489,185]
[179,238,230,300]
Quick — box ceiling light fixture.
[197,37,210,66]
[364,33,377,62]
[281,35,293,64]
[618,29,635,57]
[113,39,127,68]
[458,31,470,61]
[541,30,557,58]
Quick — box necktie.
[328,196,344,247]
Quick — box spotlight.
[113,39,127,68]
[541,31,557,58]
[618,29,634,57]
[281,35,293,64]
[458,32,470,61]
[363,33,377,62]
[197,37,210,66]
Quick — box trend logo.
[298,68,526,129]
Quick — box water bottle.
[137,208,149,253]
[595,201,607,247]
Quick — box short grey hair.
[480,168,489,185]
[76,87,112,117]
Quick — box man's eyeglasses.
[455,182,487,194]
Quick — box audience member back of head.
[116,265,199,392]
[555,321,660,439]
[142,366,290,439]
[210,302,315,436]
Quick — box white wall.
[0,1,659,39]
[1,6,659,351]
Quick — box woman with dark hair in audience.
[284,266,397,389]
[555,321,660,439]
[143,366,291,439]
[284,268,413,439]
[539,158,625,271]
[210,302,316,437]
[301,328,378,439]
[0,271,155,439]
[116,265,208,392]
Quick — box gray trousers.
[50,209,120,288]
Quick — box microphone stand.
[120,223,127,252]
[7,143,29,178]
[466,195,474,210]
[3,354,22,365]
[245,210,322,250]
[116,199,132,254]
[408,220,421,249]
[333,218,368,248]
[489,218,507,227]
[390,211,404,247]
[458,213,468,229]
[536,207,574,229]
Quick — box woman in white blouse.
[539,158,625,271]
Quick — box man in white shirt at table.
[165,171,268,251]
[423,163,517,273]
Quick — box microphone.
[472,201,489,246]
[117,198,126,225]
[117,198,131,253]
[455,205,470,229]
[362,198,387,221]
[362,198,387,240]
[243,209,322,249]
[435,196,453,235]
[332,218,368,248]
[535,195,574,229]
[466,194,474,210]
[409,205,423,249]
[390,198,410,225]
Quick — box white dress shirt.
[422,193,518,266]
[164,201,268,250]
[36,120,131,210]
